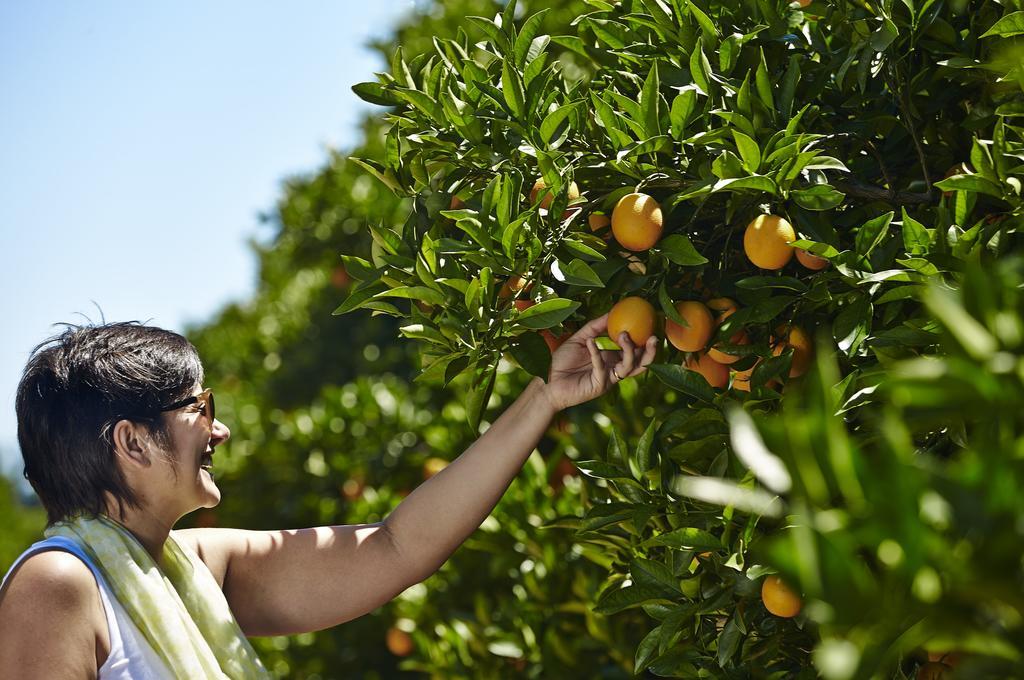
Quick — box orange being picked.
[530,177,580,210]
[772,325,813,377]
[665,301,713,352]
[796,248,829,270]
[612,192,663,251]
[684,352,728,389]
[744,214,796,269]
[607,296,657,346]
[761,575,802,618]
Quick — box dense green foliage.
[340,0,1024,677]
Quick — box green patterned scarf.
[46,515,270,679]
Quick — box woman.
[0,315,657,678]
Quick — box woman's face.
[153,384,230,515]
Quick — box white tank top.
[2,536,175,679]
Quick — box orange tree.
[343,0,1024,676]
[182,2,662,677]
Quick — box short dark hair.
[16,321,204,525]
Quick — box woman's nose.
[211,418,231,445]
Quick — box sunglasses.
[158,388,215,423]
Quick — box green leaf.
[732,130,761,173]
[713,176,777,195]
[648,364,717,404]
[576,460,631,480]
[540,100,584,146]
[375,286,447,306]
[981,11,1024,38]
[669,87,699,140]
[641,61,663,138]
[348,157,405,195]
[636,419,658,473]
[501,60,526,119]
[594,584,674,615]
[792,184,845,210]
[922,284,997,361]
[689,37,711,95]
[466,361,498,431]
[558,259,605,287]
[332,281,387,315]
[855,211,895,258]
[351,81,401,106]
[508,332,552,380]
[516,298,581,329]
[644,527,720,550]
[659,234,709,265]
[779,54,801,119]
[755,47,773,112]
[513,9,550,67]
[934,174,1004,199]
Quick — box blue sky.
[0,2,419,476]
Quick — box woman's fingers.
[630,336,659,375]
[616,332,637,377]
[586,338,607,386]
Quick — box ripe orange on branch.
[607,296,657,346]
[530,177,580,210]
[665,301,714,352]
[588,212,612,240]
[744,214,796,270]
[706,297,747,364]
[498,275,532,300]
[684,352,728,388]
[761,575,802,618]
[772,325,813,377]
[796,248,829,270]
[612,192,663,251]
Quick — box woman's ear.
[111,419,153,468]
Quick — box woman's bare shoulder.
[0,549,107,675]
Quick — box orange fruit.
[942,163,969,198]
[589,212,612,240]
[607,297,657,346]
[684,352,728,389]
[612,193,663,251]
[498,275,532,300]
[386,627,414,656]
[761,575,802,617]
[706,297,746,364]
[744,214,796,269]
[731,360,760,392]
[795,248,829,270]
[706,297,738,321]
[513,299,534,312]
[917,662,951,680]
[542,327,573,353]
[665,301,714,352]
[708,330,749,365]
[449,195,465,210]
[772,325,813,377]
[797,0,812,6]
[530,178,580,210]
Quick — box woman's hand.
[542,313,658,412]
